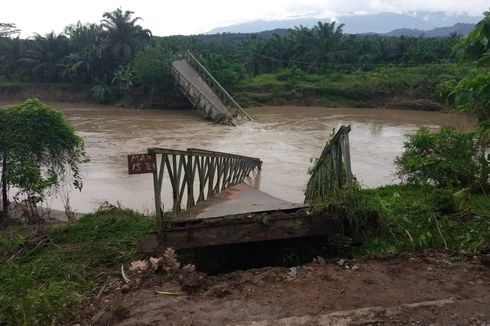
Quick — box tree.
[199,53,245,89]
[133,45,174,104]
[62,22,104,83]
[395,127,489,192]
[18,32,70,82]
[0,23,20,38]
[442,8,490,124]
[0,99,88,221]
[310,22,344,70]
[100,8,151,67]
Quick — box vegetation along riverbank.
[0,8,478,110]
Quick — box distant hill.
[383,23,475,37]
[206,11,481,35]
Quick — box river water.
[34,105,474,214]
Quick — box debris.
[351,264,360,271]
[337,259,346,266]
[129,260,149,272]
[96,278,110,301]
[121,265,130,284]
[313,256,326,265]
[289,267,298,278]
[161,248,181,271]
[149,257,162,271]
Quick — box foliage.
[90,79,113,103]
[133,45,175,94]
[0,23,20,38]
[440,8,490,123]
[359,185,490,255]
[235,63,468,107]
[17,32,70,82]
[439,69,490,122]
[395,127,489,192]
[199,53,245,89]
[100,8,151,67]
[0,99,87,218]
[0,9,464,107]
[112,64,135,96]
[0,208,154,325]
[453,8,490,66]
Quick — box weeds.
[0,208,154,325]
[358,185,490,256]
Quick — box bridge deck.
[176,183,303,221]
[139,184,320,252]
[172,59,234,122]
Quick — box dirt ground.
[83,251,490,325]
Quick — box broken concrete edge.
[137,206,378,253]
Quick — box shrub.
[395,127,489,192]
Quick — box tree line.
[0,8,466,103]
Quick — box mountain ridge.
[206,11,481,35]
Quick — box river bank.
[0,62,464,111]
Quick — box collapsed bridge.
[171,51,252,126]
[134,126,355,252]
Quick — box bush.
[0,99,88,220]
[199,53,245,89]
[395,127,489,192]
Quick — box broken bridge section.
[137,126,354,252]
[171,51,252,126]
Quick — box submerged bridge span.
[171,51,252,126]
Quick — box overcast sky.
[2,0,488,37]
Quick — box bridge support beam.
[138,208,349,252]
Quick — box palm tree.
[18,32,69,82]
[309,21,344,71]
[288,26,315,64]
[239,36,265,76]
[100,8,151,66]
[63,22,104,83]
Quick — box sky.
[1,0,488,37]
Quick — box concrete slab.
[177,183,304,220]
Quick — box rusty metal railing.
[305,125,352,204]
[148,147,262,229]
[185,51,253,121]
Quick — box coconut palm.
[63,22,104,83]
[309,22,344,70]
[100,8,151,66]
[18,32,69,82]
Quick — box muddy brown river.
[16,104,476,214]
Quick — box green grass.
[0,208,154,325]
[358,185,490,256]
[235,63,472,108]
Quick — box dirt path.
[85,251,490,325]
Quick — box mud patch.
[80,251,490,325]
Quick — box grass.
[0,208,154,325]
[235,63,471,108]
[358,185,490,256]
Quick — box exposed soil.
[82,251,490,325]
